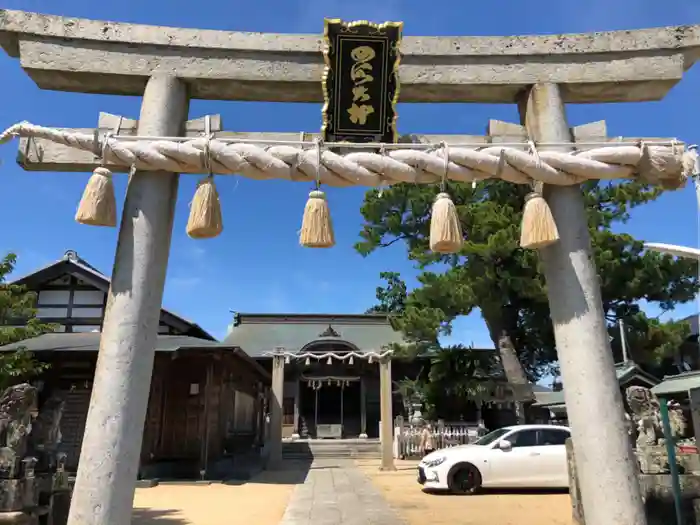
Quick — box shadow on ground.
[224,457,314,486]
[131,508,188,524]
[424,487,570,496]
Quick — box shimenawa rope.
[1,122,695,188]
[1,121,696,251]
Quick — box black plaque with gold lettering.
[321,19,403,145]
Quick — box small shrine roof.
[222,313,403,358]
[652,370,700,397]
[533,361,658,408]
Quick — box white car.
[417,424,571,494]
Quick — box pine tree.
[358,178,698,400]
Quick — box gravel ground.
[131,468,302,525]
[356,459,574,525]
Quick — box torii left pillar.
[67,75,188,525]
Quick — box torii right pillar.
[520,83,646,525]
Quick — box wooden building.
[224,313,402,439]
[0,250,270,479]
[223,313,535,439]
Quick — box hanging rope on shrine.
[1,121,697,252]
[263,349,392,366]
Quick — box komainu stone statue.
[0,384,71,524]
[625,385,689,449]
[30,394,64,452]
[0,384,37,478]
[29,393,65,474]
[625,385,662,447]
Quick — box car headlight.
[424,456,446,468]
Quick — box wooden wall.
[43,350,265,473]
[140,351,263,469]
[41,353,97,469]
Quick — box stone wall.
[566,438,700,525]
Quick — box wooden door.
[158,358,207,460]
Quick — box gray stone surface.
[66,75,188,525]
[1,9,699,102]
[524,84,646,525]
[278,459,405,525]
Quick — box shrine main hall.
[223,313,404,440]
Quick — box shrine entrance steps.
[282,439,382,460]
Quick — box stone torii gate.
[1,10,699,525]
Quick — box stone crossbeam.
[16,113,674,174]
[1,10,699,103]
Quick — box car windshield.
[473,427,512,446]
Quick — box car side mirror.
[498,439,512,451]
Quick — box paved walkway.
[278,459,406,525]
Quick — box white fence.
[394,422,482,459]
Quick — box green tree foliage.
[0,253,55,389]
[358,178,698,383]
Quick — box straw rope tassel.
[519,143,560,250]
[75,166,117,227]
[300,141,335,248]
[520,190,559,249]
[430,193,463,253]
[429,143,463,254]
[187,175,223,239]
[300,190,335,248]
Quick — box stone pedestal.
[0,479,28,513]
[637,446,700,475]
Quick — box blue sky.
[0,0,699,348]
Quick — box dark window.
[509,430,538,448]
[538,428,570,446]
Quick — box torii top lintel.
[1,9,699,103]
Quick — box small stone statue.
[625,385,662,447]
[625,385,690,450]
[30,394,65,453]
[667,400,688,439]
[0,384,72,524]
[0,384,38,477]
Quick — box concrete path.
[278,459,406,525]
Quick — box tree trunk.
[483,311,534,424]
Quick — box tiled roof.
[0,333,223,353]
[222,313,404,358]
[652,370,700,397]
[0,333,270,381]
[532,361,659,408]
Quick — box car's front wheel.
[448,463,482,495]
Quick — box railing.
[394,421,483,459]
